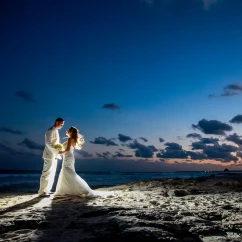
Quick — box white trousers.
[38,158,57,195]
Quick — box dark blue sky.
[1,0,242,171]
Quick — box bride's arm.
[60,138,72,155]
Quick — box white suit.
[38,126,61,195]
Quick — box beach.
[0,174,242,242]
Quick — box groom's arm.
[45,129,59,155]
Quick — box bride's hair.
[68,126,85,150]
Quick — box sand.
[0,174,242,241]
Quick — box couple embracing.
[38,117,114,198]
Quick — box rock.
[0,221,14,234]
[149,200,158,206]
[162,191,169,197]
[190,189,201,195]
[1,176,242,241]
[174,189,190,197]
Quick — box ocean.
[1,169,240,194]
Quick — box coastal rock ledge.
[0,175,242,242]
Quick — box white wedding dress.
[55,142,114,198]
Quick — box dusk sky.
[1,0,242,172]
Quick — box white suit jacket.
[42,126,61,160]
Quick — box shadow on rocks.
[33,195,203,242]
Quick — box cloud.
[203,144,238,162]
[186,133,202,139]
[208,94,216,98]
[191,141,207,150]
[157,150,187,159]
[236,152,242,158]
[209,83,242,98]
[113,152,133,158]
[18,138,44,150]
[102,103,120,110]
[159,137,164,142]
[76,150,93,158]
[229,115,242,124]
[0,127,25,135]
[15,91,35,102]
[190,137,219,150]
[127,140,155,158]
[0,141,38,158]
[233,163,242,167]
[157,142,187,159]
[147,145,158,152]
[96,153,103,158]
[156,139,238,163]
[186,151,207,160]
[139,137,148,142]
[118,134,132,142]
[0,142,22,155]
[191,138,238,162]
[90,137,118,146]
[156,140,239,163]
[200,137,219,144]
[96,151,113,159]
[209,92,239,98]
[226,133,242,146]
[164,142,182,150]
[225,84,242,92]
[192,119,233,135]
[221,92,239,97]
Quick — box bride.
[55,126,114,198]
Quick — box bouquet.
[54,143,64,151]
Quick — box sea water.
[0,170,237,193]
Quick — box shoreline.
[1,175,242,241]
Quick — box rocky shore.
[1,174,242,241]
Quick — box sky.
[1,0,242,172]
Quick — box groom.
[38,117,65,196]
